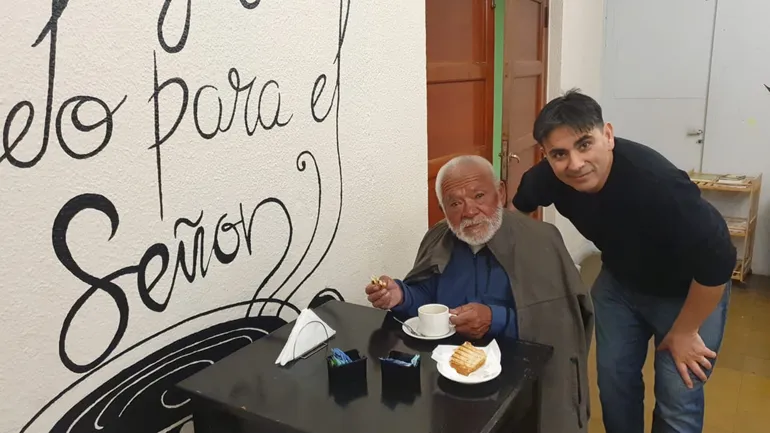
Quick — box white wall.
[702,0,770,275]
[0,1,427,432]
[544,0,604,263]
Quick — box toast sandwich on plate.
[449,342,487,376]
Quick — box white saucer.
[437,359,502,384]
[402,317,455,340]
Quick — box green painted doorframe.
[492,1,506,177]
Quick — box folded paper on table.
[275,308,336,366]
[431,340,502,381]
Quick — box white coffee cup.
[417,304,456,336]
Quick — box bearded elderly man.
[365,155,594,433]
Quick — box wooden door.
[426,0,496,227]
[500,0,548,219]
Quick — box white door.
[602,0,717,172]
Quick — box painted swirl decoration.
[17,0,350,431]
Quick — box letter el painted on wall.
[0,0,351,432]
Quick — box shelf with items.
[689,172,759,192]
[688,171,762,283]
[724,215,756,237]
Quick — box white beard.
[448,206,504,246]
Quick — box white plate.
[436,359,502,384]
[433,340,503,384]
[402,317,455,340]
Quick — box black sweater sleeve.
[512,160,558,213]
[654,178,737,287]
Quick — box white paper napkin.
[431,340,502,382]
[275,308,336,366]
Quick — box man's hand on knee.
[657,330,717,388]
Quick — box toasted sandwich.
[449,342,487,376]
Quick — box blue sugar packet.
[379,354,420,367]
[328,348,354,367]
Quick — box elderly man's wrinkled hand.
[365,275,403,310]
[449,303,492,339]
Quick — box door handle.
[686,129,704,136]
[509,153,520,163]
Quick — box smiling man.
[365,155,594,433]
[513,89,736,433]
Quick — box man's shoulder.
[614,137,682,177]
[501,209,562,241]
[613,137,695,192]
[422,219,451,243]
[525,156,556,180]
[512,157,565,211]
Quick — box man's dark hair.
[532,88,605,144]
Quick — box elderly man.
[365,155,594,433]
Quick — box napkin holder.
[326,349,368,403]
[380,350,421,394]
[288,318,333,361]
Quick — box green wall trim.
[492,1,505,177]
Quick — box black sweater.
[513,137,737,297]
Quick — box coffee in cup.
[417,304,455,336]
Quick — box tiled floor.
[579,255,770,433]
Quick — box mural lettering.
[150,60,295,219]
[1,0,127,168]
[0,0,352,432]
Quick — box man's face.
[541,123,615,193]
[441,165,504,246]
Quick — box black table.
[177,300,553,433]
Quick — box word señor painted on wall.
[2,0,351,432]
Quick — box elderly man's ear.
[497,181,506,206]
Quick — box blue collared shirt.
[392,241,518,339]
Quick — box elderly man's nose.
[463,204,480,217]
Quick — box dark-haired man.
[512,89,736,433]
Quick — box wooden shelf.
[724,216,756,237]
[689,171,762,283]
[689,173,761,192]
[733,258,752,281]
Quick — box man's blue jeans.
[592,267,730,433]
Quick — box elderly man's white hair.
[435,155,499,208]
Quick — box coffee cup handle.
[448,313,457,328]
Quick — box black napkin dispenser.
[379,350,421,393]
[326,349,368,388]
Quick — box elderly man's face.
[440,164,504,246]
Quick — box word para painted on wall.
[0,0,268,171]
[8,0,352,431]
[150,57,296,220]
[1,0,302,221]
[43,9,345,376]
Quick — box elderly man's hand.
[365,275,403,310]
[449,303,492,339]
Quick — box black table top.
[177,300,553,433]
